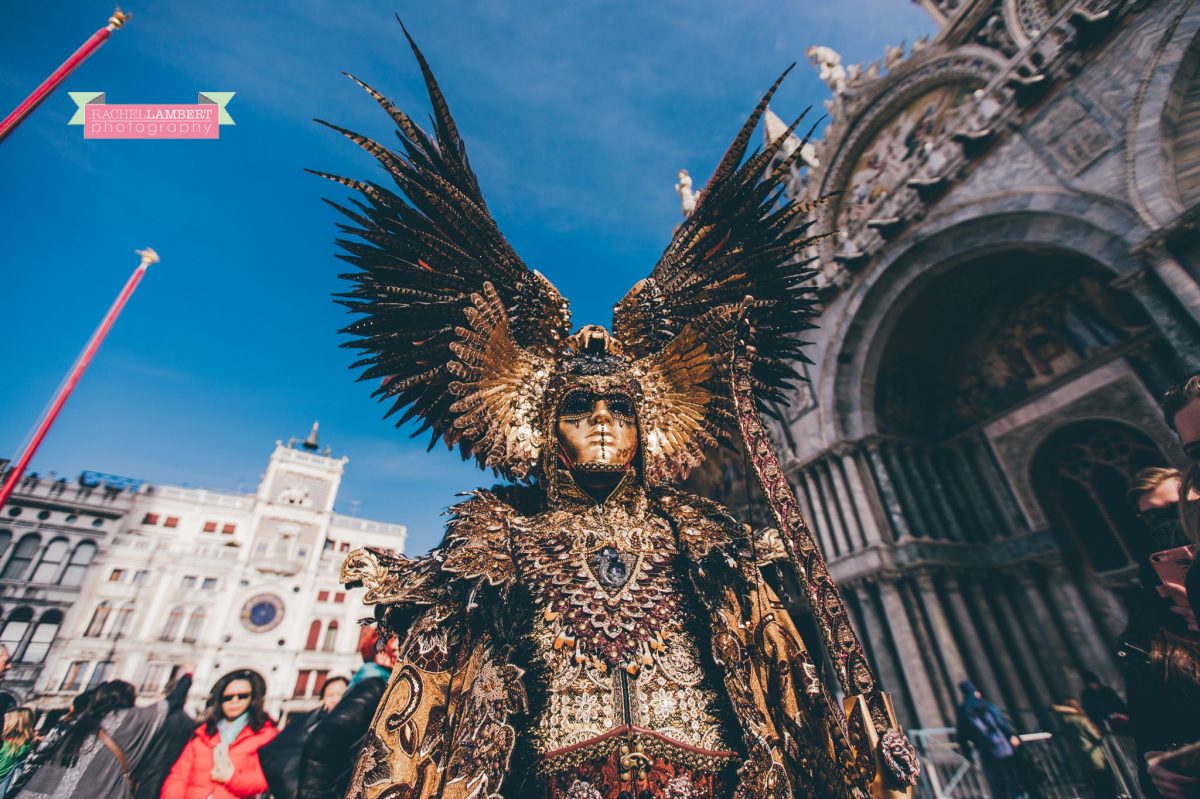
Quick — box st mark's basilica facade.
[693,0,1200,731]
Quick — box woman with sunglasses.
[161,670,277,799]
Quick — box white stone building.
[0,468,138,709]
[37,430,407,718]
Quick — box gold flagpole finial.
[108,8,132,31]
[135,247,159,267]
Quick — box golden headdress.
[312,22,828,485]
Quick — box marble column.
[1146,243,1200,327]
[951,440,1003,538]
[899,578,956,721]
[962,579,1037,729]
[915,573,970,689]
[900,444,945,540]
[815,460,852,557]
[839,447,887,545]
[854,583,916,724]
[1008,567,1074,696]
[917,449,962,541]
[1115,264,1200,371]
[964,436,1028,534]
[827,455,865,552]
[883,442,930,537]
[794,469,832,558]
[1040,562,1119,684]
[934,449,978,542]
[992,584,1054,719]
[864,441,911,540]
[878,578,945,727]
[940,577,1008,709]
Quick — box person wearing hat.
[956,680,1026,799]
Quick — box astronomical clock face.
[240,593,285,633]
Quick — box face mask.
[1139,506,1185,551]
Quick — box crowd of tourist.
[0,625,393,799]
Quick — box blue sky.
[0,1,933,554]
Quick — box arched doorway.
[875,249,1151,442]
[1031,421,1169,575]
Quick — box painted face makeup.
[556,390,638,471]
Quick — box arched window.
[321,620,339,652]
[1032,421,1166,573]
[30,538,69,584]
[0,530,11,560]
[305,620,321,651]
[59,541,96,587]
[1,534,40,580]
[84,601,111,638]
[109,604,134,639]
[20,610,62,664]
[182,608,206,644]
[160,607,184,642]
[0,608,33,658]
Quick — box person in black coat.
[131,672,194,799]
[259,675,348,799]
[295,631,397,799]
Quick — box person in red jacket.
[161,669,278,799]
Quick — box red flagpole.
[0,8,132,144]
[0,248,159,510]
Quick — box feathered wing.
[312,21,568,479]
[614,66,832,480]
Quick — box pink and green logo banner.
[68,92,235,139]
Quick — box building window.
[201,577,218,591]
[0,530,12,560]
[305,620,321,652]
[339,542,350,553]
[132,569,150,586]
[202,521,217,533]
[61,661,89,692]
[182,608,206,643]
[59,541,95,588]
[317,590,329,602]
[181,575,196,589]
[221,523,237,535]
[0,608,33,658]
[324,540,335,552]
[30,538,69,584]
[84,601,111,638]
[142,513,159,525]
[334,592,346,604]
[293,669,311,698]
[322,621,339,653]
[141,663,171,693]
[163,517,180,529]
[1,534,40,580]
[312,670,329,697]
[20,610,62,664]
[160,607,184,642]
[87,660,113,689]
[110,604,134,639]
[108,568,126,583]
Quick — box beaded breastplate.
[511,489,738,782]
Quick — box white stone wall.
[39,442,406,718]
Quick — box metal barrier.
[909,727,1145,799]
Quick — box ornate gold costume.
[319,21,920,799]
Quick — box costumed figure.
[312,23,921,799]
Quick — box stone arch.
[1127,1,1200,226]
[824,201,1147,442]
[813,46,1007,236]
